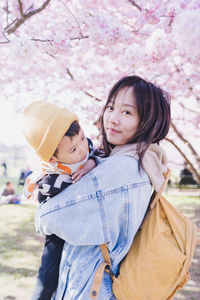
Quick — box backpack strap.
[100,244,112,266]
[89,261,112,299]
[90,244,113,299]
[150,169,171,209]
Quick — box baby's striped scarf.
[24,153,89,200]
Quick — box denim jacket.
[36,155,151,300]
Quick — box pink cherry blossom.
[146,29,171,62]
[0,0,199,175]
[172,9,200,57]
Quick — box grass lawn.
[0,203,44,300]
[0,191,199,300]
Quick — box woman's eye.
[82,135,86,141]
[106,105,113,111]
[123,110,131,115]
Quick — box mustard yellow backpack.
[90,170,198,300]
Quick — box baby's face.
[53,128,88,164]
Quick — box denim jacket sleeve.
[35,155,151,247]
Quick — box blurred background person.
[1,181,20,204]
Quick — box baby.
[22,101,98,300]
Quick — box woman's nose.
[108,110,120,125]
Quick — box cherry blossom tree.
[0,0,199,183]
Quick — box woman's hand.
[72,159,96,183]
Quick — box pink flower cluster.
[9,37,37,61]
[87,12,130,47]
[172,9,200,57]
[146,29,172,63]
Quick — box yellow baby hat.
[22,101,78,162]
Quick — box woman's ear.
[49,156,58,163]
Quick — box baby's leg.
[31,234,65,300]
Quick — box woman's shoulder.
[91,155,149,189]
[97,154,138,169]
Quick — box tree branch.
[165,137,200,184]
[4,18,17,31]
[176,99,199,114]
[66,67,102,102]
[172,117,199,128]
[174,64,200,102]
[31,34,89,44]
[5,0,10,23]
[171,121,200,167]
[17,0,24,17]
[58,0,83,37]
[80,89,102,102]
[127,0,142,11]
[1,31,10,43]
[66,67,74,80]
[6,0,51,35]
[0,41,10,44]
[70,35,89,41]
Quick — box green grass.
[0,193,199,300]
[166,194,200,205]
[0,203,44,300]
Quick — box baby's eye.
[71,148,76,153]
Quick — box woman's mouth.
[107,128,121,135]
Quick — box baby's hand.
[72,159,96,183]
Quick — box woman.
[36,75,171,299]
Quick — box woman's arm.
[36,155,151,246]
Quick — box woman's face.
[103,87,139,146]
